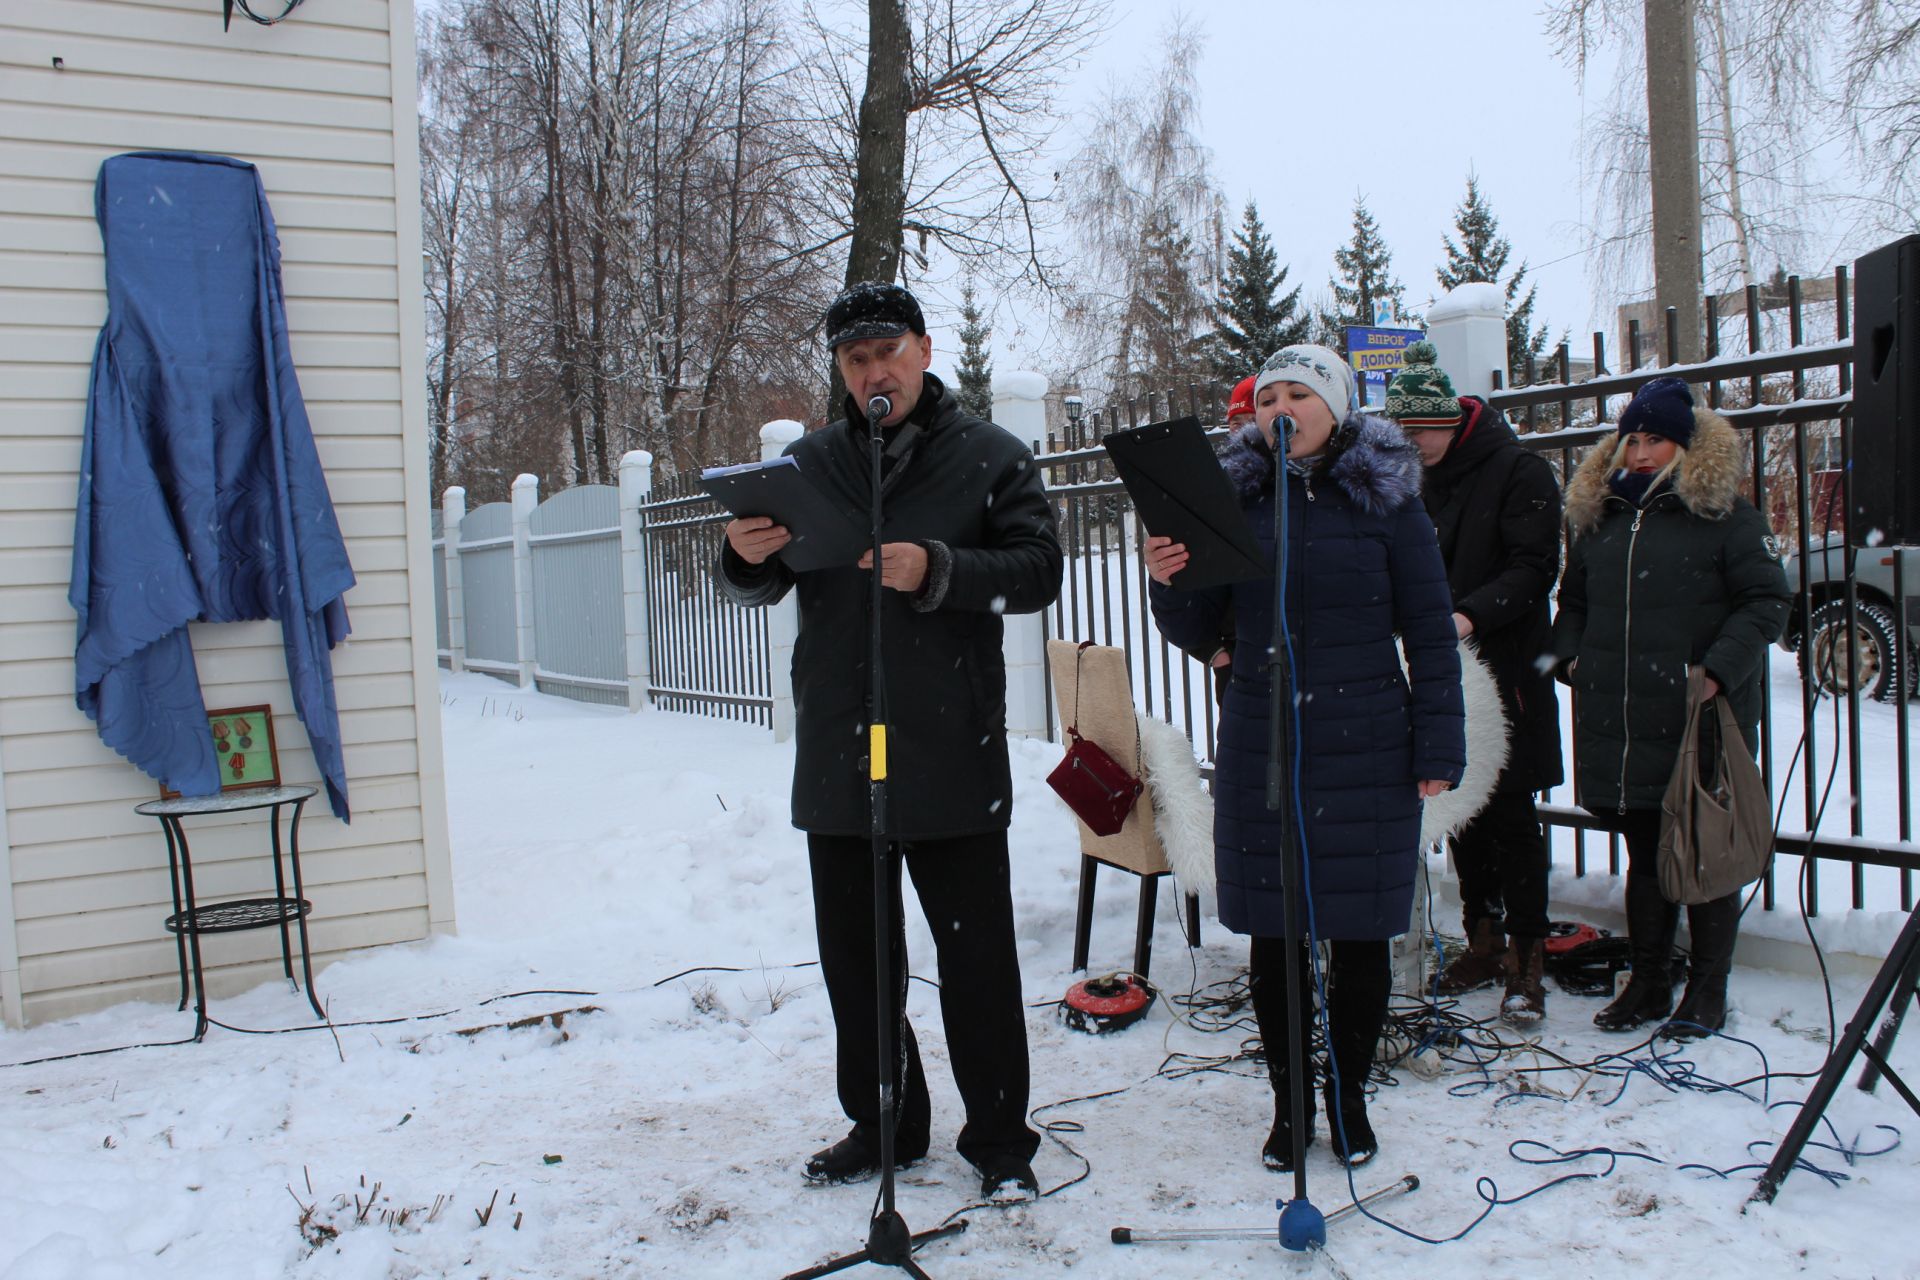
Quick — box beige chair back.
[1047,639,1169,876]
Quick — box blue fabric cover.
[70,152,355,819]
[1150,419,1464,939]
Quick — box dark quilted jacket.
[1150,417,1465,940]
[1419,396,1564,793]
[717,374,1062,838]
[1552,410,1790,814]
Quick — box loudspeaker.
[1850,236,1920,547]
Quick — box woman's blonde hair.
[1608,434,1686,489]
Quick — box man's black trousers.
[807,831,1040,1168]
[1450,789,1552,940]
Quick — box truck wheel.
[1799,601,1909,701]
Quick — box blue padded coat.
[1150,419,1465,940]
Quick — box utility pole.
[1644,0,1704,364]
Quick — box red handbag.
[1047,642,1144,837]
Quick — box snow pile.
[0,671,1912,1278]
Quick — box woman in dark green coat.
[1553,377,1789,1038]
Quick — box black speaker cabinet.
[1851,236,1920,547]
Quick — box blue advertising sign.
[1345,326,1426,373]
[1345,326,1425,404]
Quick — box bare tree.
[1058,16,1223,398]
[419,0,1104,496]
[1547,0,1826,318]
[420,0,840,498]
[798,0,1109,288]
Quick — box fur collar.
[1139,637,1511,900]
[1220,413,1422,518]
[1564,407,1745,535]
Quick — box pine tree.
[1437,174,1549,383]
[1117,204,1213,395]
[1209,200,1308,378]
[1319,196,1406,356]
[955,279,994,417]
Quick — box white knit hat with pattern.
[1252,343,1358,421]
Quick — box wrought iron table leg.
[172,817,210,1042]
[160,817,190,1011]
[285,797,325,1021]
[268,802,295,982]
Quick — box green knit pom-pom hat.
[1383,340,1462,428]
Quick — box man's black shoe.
[975,1154,1038,1202]
[802,1135,925,1185]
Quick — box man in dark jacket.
[1385,343,1563,1025]
[716,282,1063,1201]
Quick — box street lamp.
[1063,394,1084,447]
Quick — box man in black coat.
[1385,343,1563,1025]
[716,282,1063,1200]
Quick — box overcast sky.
[934,0,1625,382]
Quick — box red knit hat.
[1226,375,1257,422]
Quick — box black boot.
[1595,870,1679,1033]
[1250,937,1316,1172]
[1323,943,1389,1167]
[1662,893,1739,1040]
[803,1132,926,1185]
[1261,1079,1318,1172]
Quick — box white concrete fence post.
[441,485,467,673]
[991,370,1052,741]
[618,450,655,713]
[1425,282,1510,401]
[761,419,806,742]
[509,472,539,689]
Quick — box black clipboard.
[1103,416,1268,589]
[699,456,869,573]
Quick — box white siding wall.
[0,0,454,1025]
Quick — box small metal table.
[135,785,324,1040]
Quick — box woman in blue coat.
[1147,345,1465,1170]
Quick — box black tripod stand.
[785,395,967,1280]
[1749,901,1920,1206]
[1263,418,1326,1250]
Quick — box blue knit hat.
[1617,377,1696,449]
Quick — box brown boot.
[1435,918,1507,995]
[1500,937,1547,1027]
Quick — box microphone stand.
[1264,416,1326,1251]
[786,394,966,1280]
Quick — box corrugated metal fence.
[529,485,627,707]
[432,454,770,726]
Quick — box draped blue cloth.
[70,152,355,819]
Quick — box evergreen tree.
[1210,200,1308,378]
[955,279,994,417]
[1319,196,1406,356]
[1117,204,1214,395]
[1436,174,1549,383]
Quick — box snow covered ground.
[1,669,1914,1279]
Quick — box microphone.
[1278,414,1296,439]
[865,395,892,423]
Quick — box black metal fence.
[1484,268,1915,914]
[1039,271,1916,919]
[615,276,1914,920]
[1036,386,1231,766]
